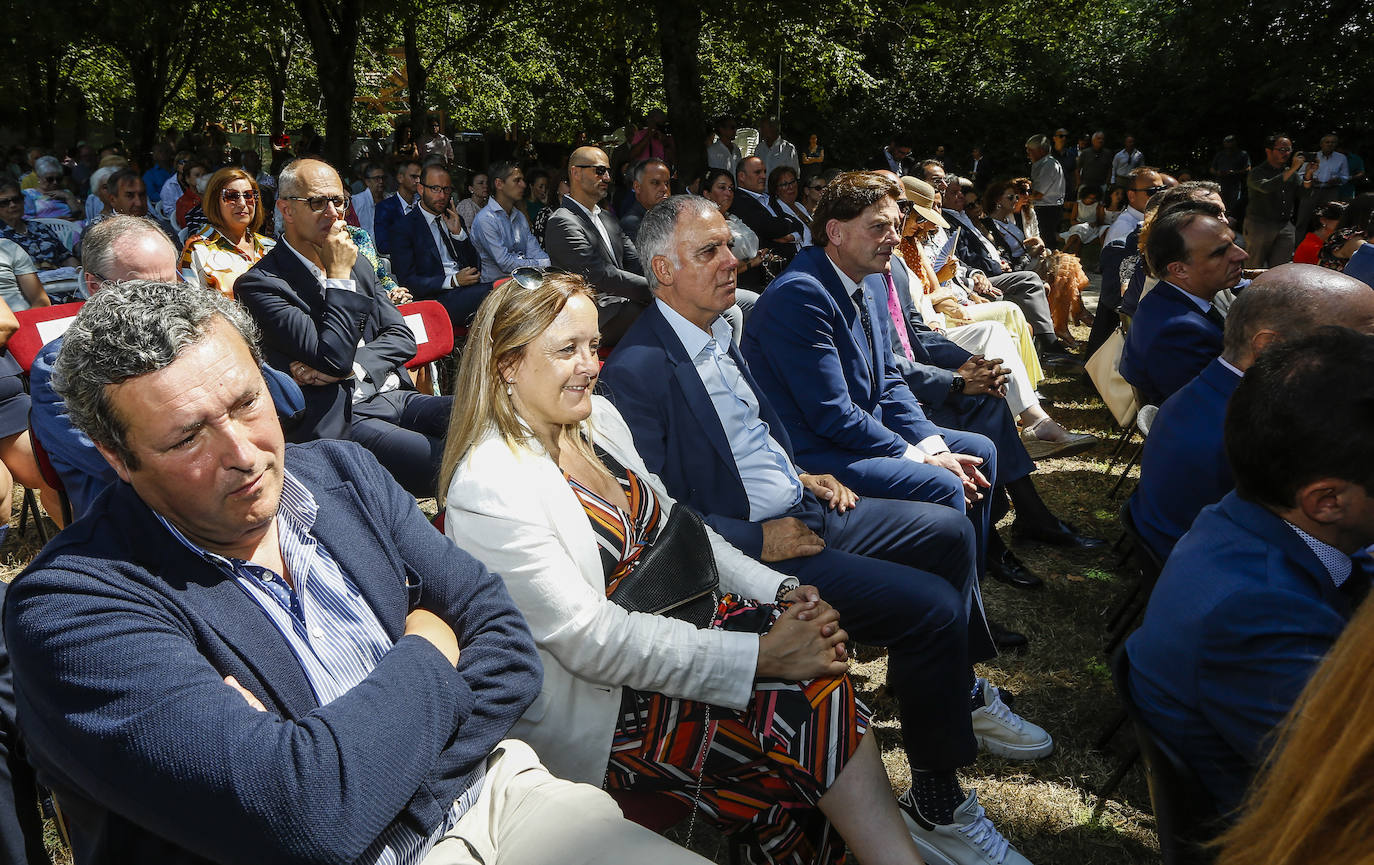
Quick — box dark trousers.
[432,283,493,331]
[351,390,454,498]
[0,584,47,865]
[1035,204,1063,251]
[772,492,989,772]
[926,391,1035,485]
[820,428,998,583]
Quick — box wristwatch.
[775,577,800,603]
[950,374,966,395]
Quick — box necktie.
[884,274,915,362]
[853,288,875,352]
[1205,305,1225,330]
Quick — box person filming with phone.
[391,163,490,330]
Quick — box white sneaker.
[899,788,1033,865]
[971,678,1053,760]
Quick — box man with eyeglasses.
[471,161,549,284]
[545,146,650,345]
[1086,165,1164,356]
[236,159,453,498]
[733,155,802,271]
[373,158,422,257]
[391,164,487,329]
[351,162,387,238]
[1244,134,1307,269]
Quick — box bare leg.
[816,734,924,865]
[0,431,63,529]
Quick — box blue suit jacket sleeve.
[372,196,400,256]
[390,211,449,299]
[29,340,115,519]
[3,442,539,863]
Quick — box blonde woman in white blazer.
[439,273,931,865]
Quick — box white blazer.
[445,395,787,784]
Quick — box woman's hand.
[756,598,848,681]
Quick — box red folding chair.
[9,303,84,542]
[397,301,455,396]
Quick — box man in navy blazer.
[600,194,1051,865]
[741,172,1004,583]
[1119,209,1246,406]
[544,146,652,345]
[1127,328,1374,818]
[371,157,420,256]
[1129,264,1374,559]
[236,159,452,498]
[3,281,706,865]
[733,156,803,263]
[389,163,489,329]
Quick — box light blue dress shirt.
[471,197,549,282]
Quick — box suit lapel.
[596,211,624,267]
[561,195,617,264]
[646,306,742,478]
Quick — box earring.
[505,379,513,396]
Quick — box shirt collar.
[739,187,770,207]
[656,297,731,359]
[1217,356,1244,378]
[1288,522,1354,588]
[283,237,328,284]
[155,469,316,566]
[825,254,865,301]
[565,196,600,221]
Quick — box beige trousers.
[421,739,709,865]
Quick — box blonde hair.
[1214,595,1374,865]
[437,272,601,506]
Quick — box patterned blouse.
[563,446,663,595]
[347,226,403,299]
[0,220,73,267]
[179,226,276,298]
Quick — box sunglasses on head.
[508,266,572,291]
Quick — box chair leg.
[1108,445,1143,499]
[1092,742,1141,817]
[1105,580,1142,632]
[19,488,48,544]
[1103,594,1147,654]
[1105,427,1136,471]
[1095,708,1129,750]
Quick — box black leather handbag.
[608,504,719,628]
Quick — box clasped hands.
[957,354,1010,398]
[756,585,849,681]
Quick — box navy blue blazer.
[3,440,540,864]
[390,205,482,300]
[1126,491,1369,816]
[237,242,418,442]
[866,258,974,409]
[1129,357,1241,559]
[600,302,799,557]
[740,246,943,476]
[943,209,1004,276]
[1119,281,1224,407]
[371,192,410,256]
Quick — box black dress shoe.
[1012,518,1108,550]
[988,549,1044,589]
[988,620,1029,654]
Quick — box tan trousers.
[422,739,709,865]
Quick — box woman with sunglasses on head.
[179,167,275,298]
[441,271,935,865]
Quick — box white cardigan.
[445,395,787,784]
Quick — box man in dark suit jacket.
[733,156,803,266]
[236,159,452,497]
[868,132,917,176]
[1128,264,1374,559]
[389,163,489,329]
[742,173,1003,584]
[545,146,652,345]
[1120,210,1245,406]
[3,281,700,865]
[1127,328,1374,817]
[371,157,420,255]
[598,193,1051,865]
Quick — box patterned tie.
[853,287,875,352]
[884,274,915,362]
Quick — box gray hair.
[636,194,720,292]
[80,215,177,280]
[53,280,262,468]
[277,157,333,200]
[34,156,62,177]
[1025,134,1050,151]
[89,165,120,197]
[629,158,669,186]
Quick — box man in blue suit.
[600,194,1050,865]
[4,280,707,865]
[1126,327,1374,818]
[389,163,489,329]
[1119,209,1247,406]
[1128,263,1374,559]
[371,157,420,256]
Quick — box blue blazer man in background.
[370,158,420,256]
[599,194,1052,865]
[389,163,490,329]
[1129,263,1374,559]
[1119,209,1245,406]
[1127,327,1374,818]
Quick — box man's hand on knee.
[759,517,825,562]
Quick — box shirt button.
[311,627,324,639]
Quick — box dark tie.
[1205,305,1225,330]
[852,288,875,351]
[439,225,464,268]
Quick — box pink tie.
[885,274,916,362]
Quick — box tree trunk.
[265,32,292,138]
[608,9,632,131]
[653,0,704,183]
[294,0,364,170]
[404,16,430,142]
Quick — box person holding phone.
[1244,133,1306,268]
[390,162,490,330]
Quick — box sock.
[908,769,966,826]
[1006,476,1054,526]
[969,677,987,711]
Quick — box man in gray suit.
[544,146,651,345]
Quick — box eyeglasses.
[0,197,20,207]
[572,164,611,176]
[806,184,824,192]
[508,266,571,291]
[220,189,258,203]
[1131,185,1167,196]
[896,200,915,213]
[283,195,350,213]
[365,174,386,182]
[777,179,798,188]
[420,183,454,194]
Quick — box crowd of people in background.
[0,109,1371,865]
